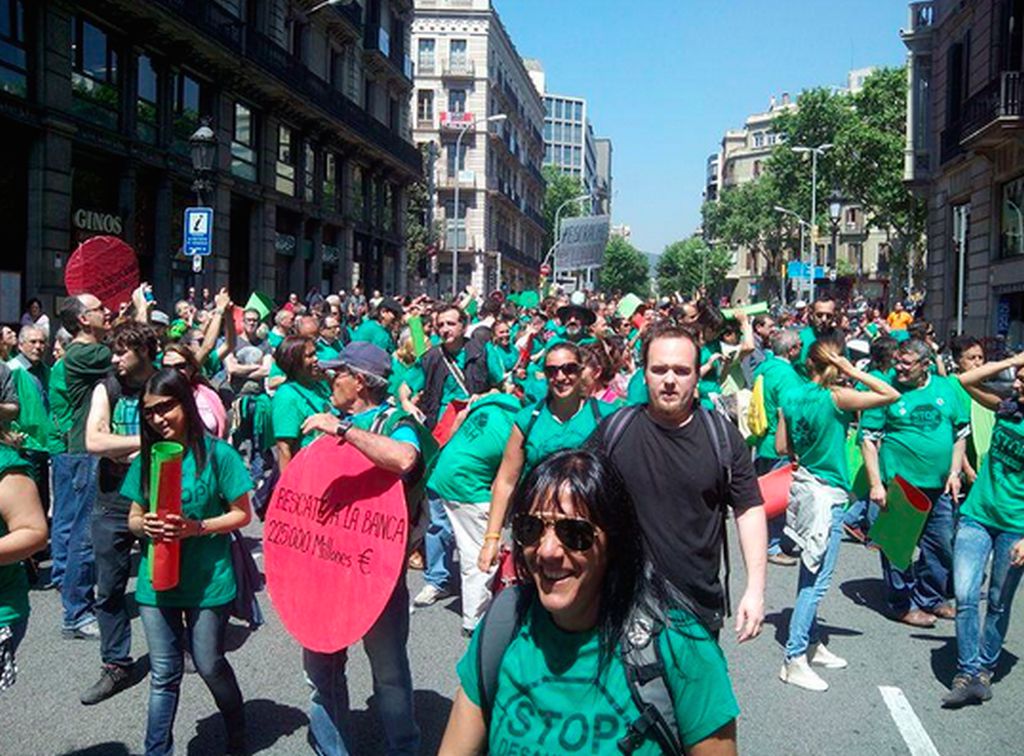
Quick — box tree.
[657,236,734,297]
[600,235,650,296]
[404,145,441,288]
[542,165,586,252]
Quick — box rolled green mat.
[722,301,769,319]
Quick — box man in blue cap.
[298,341,423,756]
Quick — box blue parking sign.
[184,207,213,256]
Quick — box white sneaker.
[779,655,829,692]
[413,584,452,607]
[809,642,848,669]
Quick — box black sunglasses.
[512,513,597,552]
[543,362,581,379]
[141,398,180,420]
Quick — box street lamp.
[543,193,593,286]
[791,143,832,303]
[189,117,217,296]
[452,113,507,298]
[827,185,843,272]
[774,205,810,308]
[308,0,356,14]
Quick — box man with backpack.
[299,341,428,756]
[596,321,768,640]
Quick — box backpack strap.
[699,406,734,621]
[600,404,643,455]
[476,585,525,729]
[519,402,544,450]
[618,606,684,756]
[589,397,602,424]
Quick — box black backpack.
[476,584,686,755]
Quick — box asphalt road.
[1,519,1022,755]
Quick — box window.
[0,0,28,97]
[417,89,433,122]
[352,164,364,220]
[753,160,762,178]
[231,102,257,181]
[136,54,158,143]
[753,131,764,148]
[450,39,467,66]
[574,102,583,121]
[447,140,467,174]
[543,122,551,140]
[171,70,203,152]
[276,124,296,196]
[573,123,582,143]
[323,153,339,211]
[383,183,394,232]
[71,17,120,129]
[1001,175,1024,258]
[448,88,466,113]
[417,38,435,72]
[330,47,346,91]
[389,95,399,132]
[304,143,317,202]
[364,76,374,113]
[544,144,552,163]
[554,100,563,119]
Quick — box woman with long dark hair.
[124,369,252,755]
[161,343,227,439]
[270,335,330,472]
[441,450,739,755]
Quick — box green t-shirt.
[406,349,471,420]
[351,319,395,353]
[626,369,648,406]
[0,447,32,627]
[457,596,739,754]
[961,414,1024,533]
[65,342,113,454]
[698,343,720,410]
[514,399,614,476]
[430,395,521,503]
[860,375,968,489]
[486,342,519,386]
[754,356,805,460]
[47,359,71,454]
[315,339,343,364]
[121,438,251,608]
[781,381,853,490]
[8,362,53,453]
[271,380,332,447]
[267,330,285,350]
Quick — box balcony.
[900,2,934,53]
[331,0,363,32]
[442,57,475,79]
[153,0,244,50]
[437,171,477,190]
[498,239,540,271]
[363,23,413,86]
[943,71,1024,162]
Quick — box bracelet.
[483,532,502,541]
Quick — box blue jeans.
[303,577,419,756]
[49,453,76,587]
[92,496,135,666]
[843,498,870,532]
[786,505,845,659]
[423,492,454,591]
[138,603,245,756]
[880,489,954,615]
[57,453,98,630]
[953,517,1024,677]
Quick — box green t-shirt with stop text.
[457,595,739,754]
[961,414,1024,533]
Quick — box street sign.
[183,207,213,257]
[786,261,826,280]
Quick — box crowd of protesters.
[1,278,1023,754]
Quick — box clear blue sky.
[493,0,910,257]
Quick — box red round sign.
[540,263,552,276]
[64,236,140,313]
[264,436,408,653]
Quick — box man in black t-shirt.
[597,322,767,640]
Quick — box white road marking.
[878,686,941,756]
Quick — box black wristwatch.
[335,419,354,438]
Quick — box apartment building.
[902,0,1024,341]
[411,0,546,294]
[0,0,421,311]
[594,137,613,215]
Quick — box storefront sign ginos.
[73,209,123,235]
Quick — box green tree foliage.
[543,165,586,251]
[657,236,734,297]
[405,145,441,280]
[600,235,650,296]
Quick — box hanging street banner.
[555,215,611,270]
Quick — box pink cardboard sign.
[64,236,140,314]
[264,435,408,653]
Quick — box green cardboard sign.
[616,293,644,320]
[409,315,429,357]
[243,291,274,321]
[867,475,931,571]
[722,301,769,320]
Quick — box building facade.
[903,0,1024,341]
[709,75,894,303]
[411,0,546,294]
[594,136,612,215]
[0,0,422,318]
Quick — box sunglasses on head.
[512,513,597,552]
[543,362,581,379]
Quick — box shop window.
[304,142,317,203]
[1001,175,1024,258]
[0,0,27,97]
[231,102,257,182]
[170,70,205,154]
[71,16,120,130]
[136,54,158,144]
[276,124,296,196]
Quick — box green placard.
[409,315,429,357]
[616,293,644,320]
[243,291,274,321]
[722,301,769,320]
[867,475,931,571]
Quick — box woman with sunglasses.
[124,368,253,755]
[161,344,228,439]
[442,450,739,755]
[479,343,614,572]
[271,335,331,473]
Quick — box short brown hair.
[110,322,159,362]
[641,321,700,369]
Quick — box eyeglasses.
[512,513,598,552]
[141,398,180,420]
[543,362,581,379]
